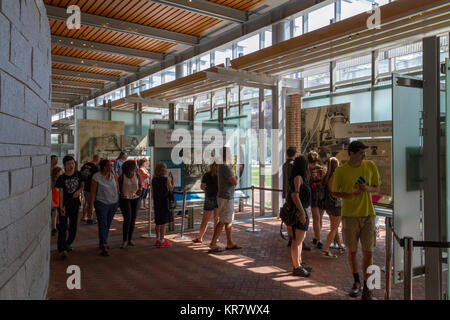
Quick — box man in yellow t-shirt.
[332,141,381,300]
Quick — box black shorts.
[203,197,218,211]
[327,206,342,217]
[294,215,310,232]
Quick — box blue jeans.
[94,200,119,248]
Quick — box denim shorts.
[203,197,218,211]
[294,215,310,232]
[141,187,149,199]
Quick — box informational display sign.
[77,119,124,165]
[154,129,181,148]
[359,138,392,197]
[334,121,392,138]
[161,160,182,189]
[123,135,147,156]
[301,103,350,164]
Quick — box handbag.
[167,190,177,210]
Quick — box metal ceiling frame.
[148,0,248,23]
[46,4,198,46]
[52,78,104,89]
[52,86,91,95]
[52,36,164,61]
[52,55,139,73]
[52,68,120,82]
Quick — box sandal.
[322,251,337,258]
[226,244,242,250]
[127,241,135,246]
[192,238,202,243]
[120,242,127,249]
[337,247,346,254]
[208,247,224,253]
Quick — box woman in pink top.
[138,158,150,209]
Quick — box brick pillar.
[286,94,302,154]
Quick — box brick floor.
[47,205,440,300]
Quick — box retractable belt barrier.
[170,186,283,236]
[385,217,450,300]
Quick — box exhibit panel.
[74,106,161,163]
[392,73,424,284]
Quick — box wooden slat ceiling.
[209,0,264,11]
[46,0,219,36]
[53,84,91,90]
[53,75,105,84]
[51,46,145,66]
[49,19,176,53]
[46,0,269,103]
[52,63,123,76]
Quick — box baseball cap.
[348,140,369,154]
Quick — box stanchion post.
[385,216,393,300]
[252,186,254,217]
[175,190,189,239]
[141,189,154,238]
[404,237,414,300]
[247,186,261,232]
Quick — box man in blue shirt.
[114,152,128,176]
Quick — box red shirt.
[52,187,59,208]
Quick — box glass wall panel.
[373,87,392,121]
[333,90,372,123]
[308,3,334,32]
[284,21,290,40]
[395,52,422,71]
[263,30,272,48]
[163,67,176,83]
[214,46,233,66]
[111,110,136,135]
[191,58,198,73]
[237,34,260,56]
[341,0,371,20]
[152,73,162,87]
[196,111,210,121]
[293,16,303,37]
[199,54,210,70]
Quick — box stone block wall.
[0,0,51,299]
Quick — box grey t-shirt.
[217,164,236,200]
[92,172,119,205]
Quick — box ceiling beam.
[53,92,79,99]
[52,35,163,61]
[52,68,120,82]
[52,97,74,104]
[52,79,104,89]
[52,86,92,95]
[52,55,139,73]
[149,0,247,23]
[46,4,198,46]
